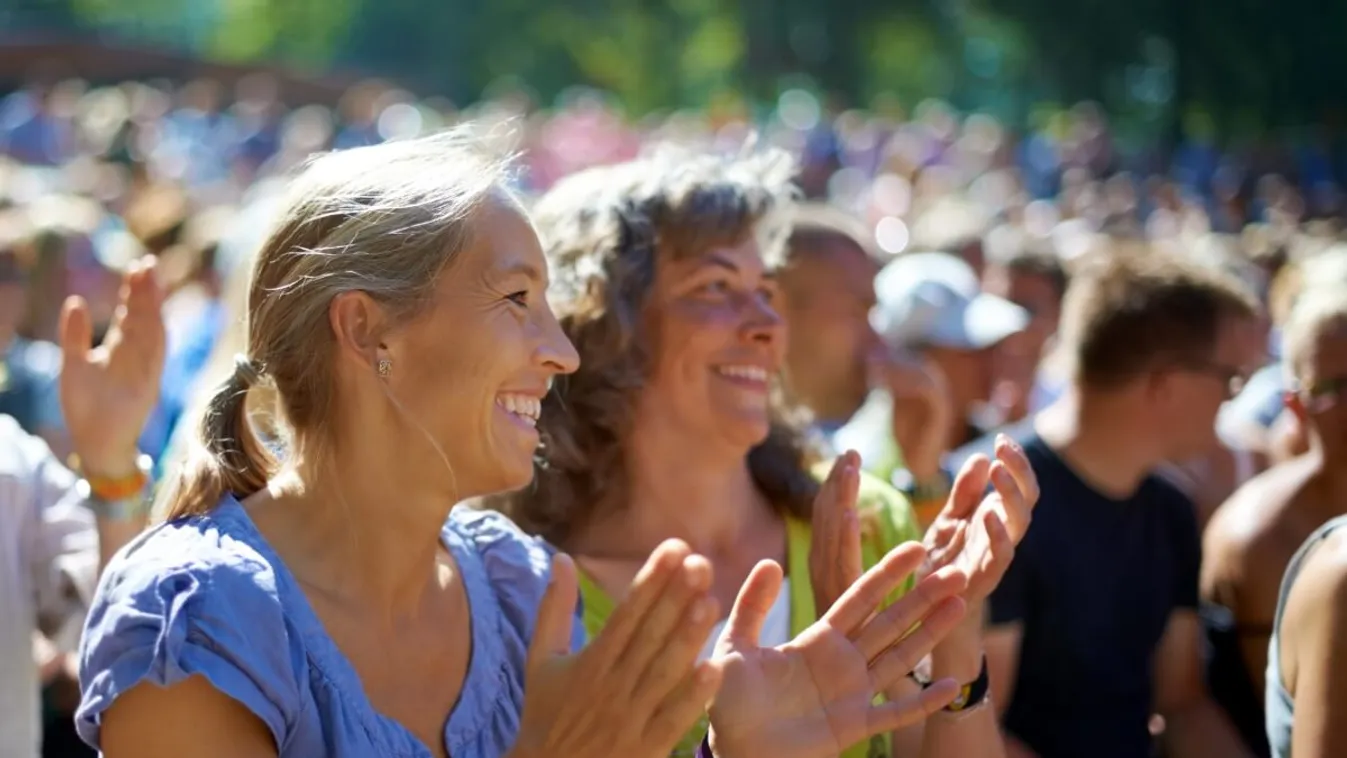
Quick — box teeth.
[496,394,541,424]
[716,365,770,383]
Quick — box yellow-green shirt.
[576,465,923,758]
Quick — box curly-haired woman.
[489,146,1039,758]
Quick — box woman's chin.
[711,417,773,454]
[484,459,537,497]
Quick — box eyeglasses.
[1294,375,1347,414]
[1174,361,1250,399]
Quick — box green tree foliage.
[25,0,1345,137]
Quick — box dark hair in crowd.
[1059,246,1261,391]
[985,224,1068,299]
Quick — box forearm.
[97,513,147,571]
[82,452,152,572]
[918,704,1004,758]
[898,611,1006,758]
[895,421,946,484]
[885,680,1005,758]
[1161,700,1253,758]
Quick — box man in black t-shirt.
[974,251,1262,758]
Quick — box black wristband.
[909,654,989,712]
[944,654,990,712]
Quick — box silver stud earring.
[377,358,392,378]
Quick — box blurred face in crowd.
[923,343,997,417]
[983,265,1062,354]
[779,234,881,422]
[0,254,28,347]
[637,237,785,454]
[1153,315,1262,460]
[983,264,1063,415]
[1289,321,1347,457]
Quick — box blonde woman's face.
[637,237,786,453]
[383,200,579,498]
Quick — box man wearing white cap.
[834,250,1029,524]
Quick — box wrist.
[905,453,943,484]
[931,613,983,682]
[892,466,952,505]
[72,446,141,481]
[78,453,153,522]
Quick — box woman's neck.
[250,435,458,623]
[568,434,775,561]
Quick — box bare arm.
[1199,488,1280,699]
[888,608,1006,758]
[101,677,277,758]
[984,624,1020,720]
[1280,537,1347,758]
[1152,609,1253,758]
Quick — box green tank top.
[575,466,922,758]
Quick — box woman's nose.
[742,294,783,344]
[539,313,581,375]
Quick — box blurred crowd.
[5,72,1344,496]
[4,70,1347,758]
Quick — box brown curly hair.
[485,146,823,546]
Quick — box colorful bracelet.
[77,454,154,522]
[74,453,153,501]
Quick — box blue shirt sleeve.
[75,522,303,750]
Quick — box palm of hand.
[709,549,969,758]
[924,502,1001,601]
[710,626,878,758]
[922,441,1038,604]
[60,262,164,473]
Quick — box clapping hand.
[809,450,864,616]
[59,257,165,478]
[922,434,1039,606]
[708,544,969,758]
[511,541,723,758]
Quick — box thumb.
[718,560,783,655]
[59,295,93,367]
[528,553,579,671]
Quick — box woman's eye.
[506,290,529,307]
[698,280,731,295]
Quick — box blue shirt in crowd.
[76,498,583,757]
